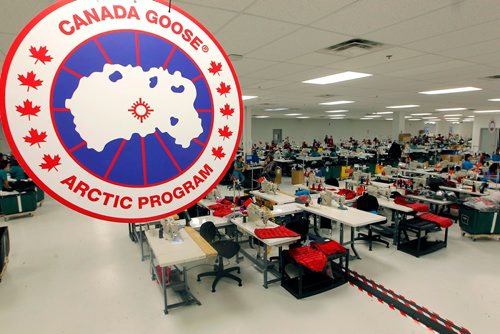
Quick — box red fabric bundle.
[288,246,327,272]
[394,196,408,205]
[419,212,453,228]
[212,207,234,217]
[405,203,429,212]
[254,226,300,239]
[337,188,356,200]
[310,240,346,255]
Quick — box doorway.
[272,129,282,144]
[479,128,499,153]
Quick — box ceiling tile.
[177,0,256,12]
[232,57,278,76]
[174,3,239,32]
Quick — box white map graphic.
[66,64,203,152]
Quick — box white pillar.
[242,106,252,155]
[392,112,405,141]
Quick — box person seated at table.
[309,146,320,157]
[9,159,28,180]
[483,163,499,182]
[462,154,474,171]
[492,148,500,162]
[284,147,295,159]
[262,155,277,181]
[232,155,246,184]
[0,160,13,191]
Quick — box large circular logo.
[0,0,243,222]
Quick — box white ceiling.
[2,0,500,123]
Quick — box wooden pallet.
[462,231,500,241]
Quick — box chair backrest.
[216,240,240,259]
[356,193,379,213]
[199,221,217,243]
[285,216,310,245]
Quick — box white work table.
[439,185,489,197]
[231,217,300,288]
[145,227,216,314]
[301,202,386,259]
[250,190,296,205]
[376,197,414,245]
[271,203,303,217]
[188,215,233,230]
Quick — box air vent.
[318,38,384,57]
[485,74,500,80]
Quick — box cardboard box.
[274,167,282,184]
[292,169,304,185]
[441,154,450,162]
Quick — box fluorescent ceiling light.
[445,119,460,121]
[410,113,432,116]
[303,71,372,85]
[297,116,310,119]
[387,105,420,109]
[435,107,467,111]
[419,87,482,95]
[422,116,438,119]
[425,122,436,125]
[264,108,288,111]
[254,115,269,118]
[467,115,474,118]
[329,114,346,117]
[444,114,463,117]
[374,111,393,115]
[385,118,393,121]
[319,100,354,106]
[474,110,500,113]
[404,116,412,119]
[242,95,258,100]
[360,117,371,120]
[365,115,382,118]
[463,118,474,122]
[488,98,500,102]
[408,118,421,121]
[452,122,460,124]
[284,113,302,116]
[325,110,349,113]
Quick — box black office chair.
[197,222,242,292]
[354,193,390,251]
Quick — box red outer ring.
[0,0,244,223]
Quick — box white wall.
[472,115,500,152]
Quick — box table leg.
[140,224,146,261]
[350,227,361,260]
[339,223,344,244]
[263,244,269,289]
[162,266,168,314]
[313,214,320,236]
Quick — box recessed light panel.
[386,105,420,109]
[264,108,288,111]
[419,87,481,95]
[410,113,432,116]
[488,98,500,102]
[254,115,269,118]
[325,110,349,113]
[242,95,258,100]
[319,100,354,106]
[435,108,467,111]
[444,114,463,117]
[474,110,500,113]
[297,116,310,119]
[284,113,302,116]
[303,71,372,85]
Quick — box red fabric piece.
[310,240,346,255]
[254,226,300,239]
[405,203,429,212]
[394,196,408,205]
[243,198,253,207]
[212,207,233,217]
[419,213,453,228]
[288,246,327,272]
[337,188,356,200]
[155,265,171,284]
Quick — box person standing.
[232,155,246,184]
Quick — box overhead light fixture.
[445,119,460,121]
[410,113,433,116]
[328,114,346,117]
[408,118,421,121]
[284,113,302,116]
[254,115,270,118]
[463,118,474,122]
[325,110,349,113]
[386,105,420,109]
[488,98,500,102]
[385,118,393,121]
[422,116,438,119]
[404,116,412,119]
[474,110,500,113]
[365,115,382,118]
[303,71,372,85]
[360,117,371,120]
[444,114,463,117]
[452,122,460,124]
[297,116,310,119]
[319,100,354,106]
[242,95,258,100]
[374,111,393,115]
[467,115,475,118]
[419,87,482,95]
[264,107,288,111]
[425,122,436,125]
[435,107,467,111]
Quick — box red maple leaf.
[23,128,47,148]
[16,100,41,120]
[29,46,53,65]
[212,146,225,160]
[216,82,231,97]
[218,125,233,140]
[208,61,222,75]
[219,103,234,118]
[39,154,61,172]
[18,71,43,91]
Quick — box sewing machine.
[206,186,222,201]
[261,178,278,194]
[247,203,273,225]
[320,190,347,210]
[307,172,325,191]
[160,216,182,241]
[366,184,391,199]
[352,171,370,185]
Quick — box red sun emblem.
[128,98,154,123]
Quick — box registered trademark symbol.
[202,45,209,52]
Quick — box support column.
[392,112,405,142]
[242,106,252,155]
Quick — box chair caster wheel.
[239,283,242,287]
[237,269,241,274]
[197,277,200,282]
[211,289,216,293]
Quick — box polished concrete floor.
[1,179,499,334]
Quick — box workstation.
[1,1,500,334]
